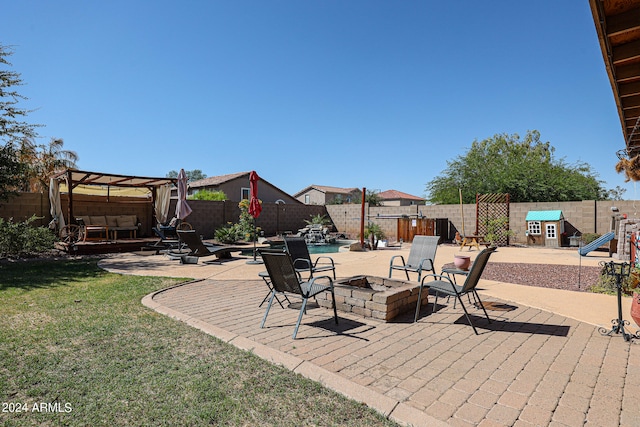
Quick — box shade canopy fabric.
[50,168,178,227]
[48,178,66,231]
[51,169,176,189]
[249,171,262,218]
[175,168,192,220]
[155,184,172,225]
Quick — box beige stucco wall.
[327,200,640,244]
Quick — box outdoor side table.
[441,266,469,285]
[83,225,109,241]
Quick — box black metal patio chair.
[415,246,497,335]
[284,236,336,279]
[260,250,339,339]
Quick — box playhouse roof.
[525,210,564,221]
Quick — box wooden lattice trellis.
[476,193,510,246]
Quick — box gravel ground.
[479,262,603,293]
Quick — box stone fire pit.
[315,275,428,322]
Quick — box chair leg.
[414,282,426,322]
[473,290,492,323]
[455,295,479,335]
[293,298,309,339]
[259,291,287,309]
[260,291,277,328]
[330,289,338,324]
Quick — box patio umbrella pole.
[246,171,263,265]
[253,217,257,262]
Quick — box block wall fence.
[2,192,639,243]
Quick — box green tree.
[426,131,607,204]
[166,169,207,182]
[352,189,383,206]
[603,185,626,201]
[0,44,41,201]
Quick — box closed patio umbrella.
[175,168,192,221]
[49,177,66,232]
[247,171,262,264]
[249,171,262,218]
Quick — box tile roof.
[189,172,249,188]
[295,185,359,196]
[378,189,425,200]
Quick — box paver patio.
[101,244,640,427]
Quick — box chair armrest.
[292,257,312,272]
[389,255,406,267]
[313,256,335,267]
[417,258,435,272]
[420,273,454,285]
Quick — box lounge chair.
[146,219,193,253]
[168,230,242,263]
[284,236,336,279]
[260,250,338,339]
[414,246,497,334]
[389,235,439,282]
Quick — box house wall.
[296,188,326,205]
[190,177,299,204]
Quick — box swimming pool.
[248,240,355,256]
[307,240,354,254]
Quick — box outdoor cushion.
[106,216,119,227]
[90,216,107,226]
[117,215,136,228]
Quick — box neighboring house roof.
[189,172,249,188]
[378,190,425,201]
[188,171,300,203]
[294,185,359,197]
[525,210,564,221]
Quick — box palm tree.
[17,137,78,192]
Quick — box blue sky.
[2,1,636,200]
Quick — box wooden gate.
[397,218,435,242]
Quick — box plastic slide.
[578,231,615,256]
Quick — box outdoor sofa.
[77,215,139,240]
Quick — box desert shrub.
[305,214,331,227]
[0,215,58,258]
[215,223,242,244]
[581,233,601,245]
[589,265,640,296]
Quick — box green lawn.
[0,258,398,426]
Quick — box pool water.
[307,242,349,254]
[243,240,353,256]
